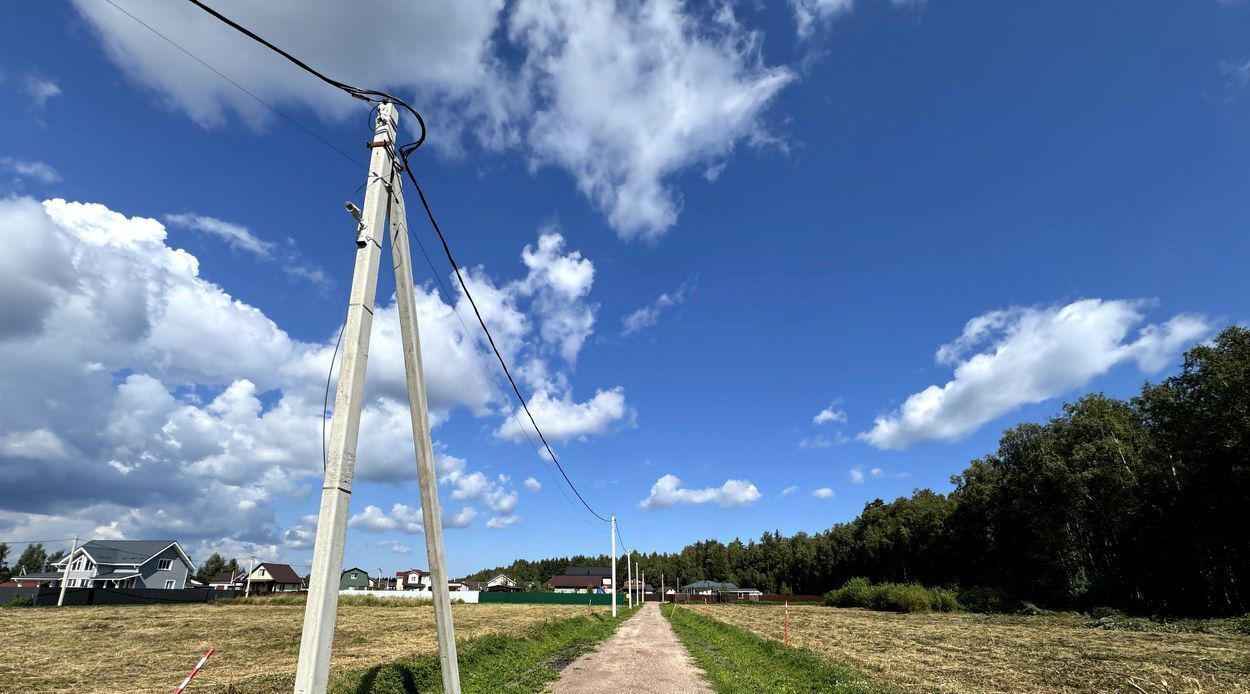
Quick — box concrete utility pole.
[294,103,460,694]
[57,535,78,607]
[626,552,632,609]
[245,554,256,598]
[611,516,617,617]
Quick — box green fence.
[478,591,619,605]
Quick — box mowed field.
[685,604,1250,693]
[0,601,605,693]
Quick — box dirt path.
[548,603,712,693]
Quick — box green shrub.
[5,596,34,607]
[823,577,874,608]
[872,583,932,613]
[1017,601,1049,616]
[928,587,962,612]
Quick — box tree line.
[0,543,68,583]
[467,327,1249,616]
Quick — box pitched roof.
[258,563,302,584]
[683,580,739,591]
[207,572,243,584]
[550,575,605,588]
[70,540,191,568]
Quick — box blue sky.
[1,0,1248,579]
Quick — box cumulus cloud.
[639,474,761,510]
[523,477,542,492]
[1,157,60,184]
[444,507,478,529]
[71,0,792,238]
[849,468,864,484]
[860,299,1211,450]
[486,515,521,529]
[349,504,424,534]
[382,540,411,554]
[812,487,834,499]
[495,386,631,443]
[781,485,799,496]
[621,279,694,335]
[0,196,633,558]
[813,404,847,426]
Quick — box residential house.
[396,568,431,590]
[206,572,246,590]
[549,566,612,594]
[49,540,195,589]
[461,580,483,591]
[485,574,521,592]
[680,580,761,600]
[244,562,303,594]
[340,567,369,590]
[370,576,397,590]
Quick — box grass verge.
[664,606,886,694]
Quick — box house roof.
[396,568,429,576]
[256,563,302,584]
[342,567,369,576]
[71,540,193,569]
[93,570,141,581]
[550,575,605,588]
[683,580,739,591]
[207,572,243,584]
[564,566,611,576]
[13,572,62,580]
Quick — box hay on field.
[0,602,604,693]
[685,604,1250,693]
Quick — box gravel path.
[548,603,712,693]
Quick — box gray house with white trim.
[50,540,195,589]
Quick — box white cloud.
[382,540,411,554]
[72,0,793,239]
[621,279,694,335]
[861,299,1211,450]
[849,467,864,484]
[813,405,847,426]
[283,515,318,550]
[639,474,761,510]
[0,195,570,557]
[870,467,884,478]
[24,75,61,108]
[799,435,832,449]
[1,157,60,184]
[523,477,542,492]
[812,487,834,499]
[349,503,424,534]
[495,386,631,443]
[445,507,478,529]
[486,515,521,529]
[780,485,799,496]
[789,0,854,39]
[164,212,274,257]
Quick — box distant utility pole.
[245,554,256,598]
[294,103,460,694]
[56,535,78,607]
[626,552,633,609]
[611,516,617,617]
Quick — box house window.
[350,573,357,579]
[158,559,173,571]
[164,579,176,589]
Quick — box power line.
[179,0,613,526]
[101,0,366,171]
[0,538,74,546]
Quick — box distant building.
[47,540,195,589]
[549,566,612,594]
[340,567,369,590]
[244,563,303,594]
[680,580,761,600]
[396,568,430,590]
[206,572,246,590]
[485,574,521,592]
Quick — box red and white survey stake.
[173,648,214,693]
[784,601,790,648]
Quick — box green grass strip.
[327,606,639,694]
[664,607,888,694]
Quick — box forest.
[466,326,1249,616]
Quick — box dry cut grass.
[686,604,1250,694]
[0,601,606,693]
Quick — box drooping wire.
[177,0,610,526]
[102,0,366,171]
